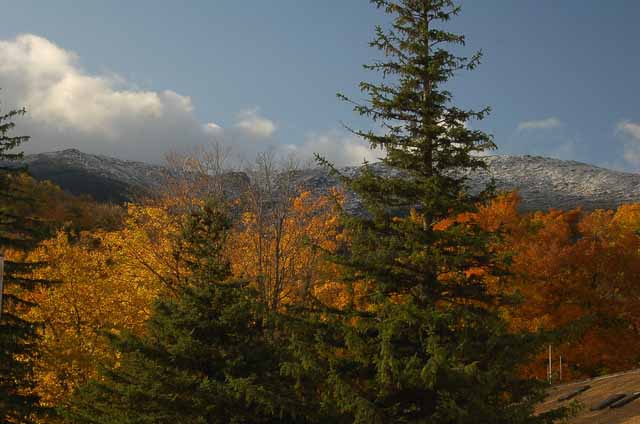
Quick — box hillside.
[7,149,640,211]
[9,149,168,203]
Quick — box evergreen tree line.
[0,106,50,423]
[2,1,571,422]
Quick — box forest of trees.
[2,1,639,423]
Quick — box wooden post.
[548,345,552,382]
[0,252,4,319]
[559,355,563,382]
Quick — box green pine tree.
[0,105,48,423]
[303,1,567,422]
[64,203,329,424]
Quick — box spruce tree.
[64,204,327,423]
[305,1,566,422]
[0,105,46,423]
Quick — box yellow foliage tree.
[228,190,345,311]
[24,182,368,413]
[24,230,160,408]
[23,202,187,409]
[112,202,191,293]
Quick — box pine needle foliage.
[0,105,46,423]
[64,204,327,423]
[306,1,568,423]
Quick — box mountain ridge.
[5,149,168,202]
[6,149,639,212]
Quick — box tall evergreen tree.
[64,203,328,423]
[0,105,46,422]
[304,1,567,422]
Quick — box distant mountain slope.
[8,149,640,211]
[13,149,168,203]
[464,155,640,211]
[295,156,640,213]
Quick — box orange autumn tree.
[475,193,640,380]
[559,206,640,377]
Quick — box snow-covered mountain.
[9,149,640,212]
[12,149,168,202]
[463,155,638,211]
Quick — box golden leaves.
[23,203,182,407]
[227,191,344,310]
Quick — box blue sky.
[2,1,640,170]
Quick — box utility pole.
[0,252,4,319]
[548,345,552,382]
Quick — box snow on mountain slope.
[13,149,168,202]
[23,149,167,189]
[8,149,640,211]
[464,155,638,211]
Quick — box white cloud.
[284,131,380,167]
[233,108,276,139]
[203,122,223,136]
[517,117,562,131]
[0,34,282,163]
[617,120,640,166]
[618,121,640,140]
[0,34,209,162]
[0,34,376,167]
